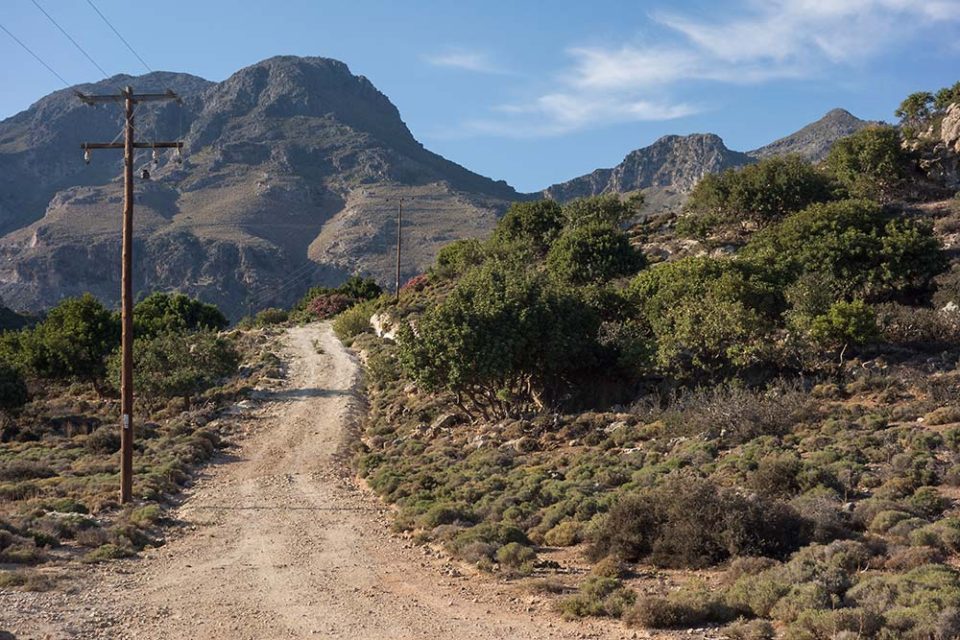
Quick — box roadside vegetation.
[0,291,278,589]
[334,84,960,638]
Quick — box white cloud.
[423,49,507,74]
[439,0,960,139]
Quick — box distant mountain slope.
[0,57,519,317]
[544,109,869,213]
[748,108,872,162]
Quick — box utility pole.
[77,86,182,504]
[395,198,402,302]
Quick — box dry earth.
[0,324,664,640]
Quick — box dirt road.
[2,324,634,639]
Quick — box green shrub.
[495,542,536,570]
[562,193,642,228]
[742,198,945,302]
[133,292,227,338]
[109,330,239,407]
[626,586,733,628]
[398,264,601,418]
[682,154,835,233]
[591,476,812,568]
[432,239,486,279]
[628,256,781,375]
[82,543,134,563]
[544,520,582,547]
[546,223,644,285]
[808,299,879,349]
[558,576,636,619]
[86,426,121,454]
[331,298,378,344]
[491,200,565,255]
[825,125,910,201]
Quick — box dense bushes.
[590,476,812,568]
[629,257,779,375]
[742,199,944,302]
[133,292,227,338]
[110,330,239,408]
[546,223,645,285]
[681,155,835,235]
[824,125,910,201]
[399,263,601,418]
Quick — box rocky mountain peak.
[749,108,872,161]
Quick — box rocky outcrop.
[916,103,960,190]
[544,133,752,204]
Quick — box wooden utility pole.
[77,86,182,504]
[395,198,402,302]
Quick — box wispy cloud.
[423,49,508,75]
[445,0,960,139]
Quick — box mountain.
[0,56,519,317]
[543,133,753,213]
[748,108,871,161]
[543,109,869,212]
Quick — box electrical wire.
[0,22,70,87]
[83,0,152,74]
[29,0,109,78]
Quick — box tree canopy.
[134,292,228,338]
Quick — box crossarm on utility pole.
[75,89,181,105]
[82,142,183,150]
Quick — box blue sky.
[2,0,959,192]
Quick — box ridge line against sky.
[1,0,959,191]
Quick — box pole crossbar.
[76,86,182,504]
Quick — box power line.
[84,0,152,73]
[0,22,70,87]
[30,0,109,78]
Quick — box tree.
[491,200,566,255]
[562,193,644,229]
[895,91,934,125]
[337,275,382,302]
[628,257,781,376]
[934,82,960,112]
[681,155,835,235]
[111,330,239,408]
[546,223,645,285]
[133,292,228,339]
[741,199,945,302]
[824,126,909,201]
[16,294,119,393]
[398,264,601,419]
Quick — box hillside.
[0,57,519,318]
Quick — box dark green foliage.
[934,81,960,111]
[561,193,643,228]
[628,257,780,375]
[337,275,383,302]
[558,576,637,619]
[0,362,27,412]
[546,223,645,285]
[110,330,239,407]
[491,200,565,254]
[682,155,835,234]
[742,199,945,302]
[591,476,812,568]
[8,294,118,389]
[133,292,228,338]
[896,92,935,126]
[399,264,601,418]
[825,126,910,201]
[432,239,486,279]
